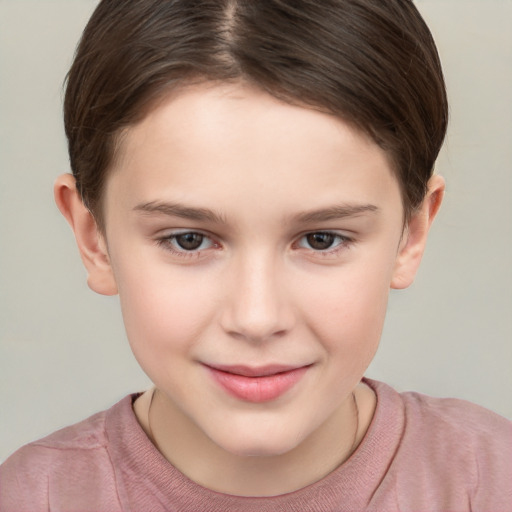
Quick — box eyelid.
[156,229,221,258]
[293,230,354,256]
[155,229,354,260]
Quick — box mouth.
[203,363,312,403]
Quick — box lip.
[204,363,311,403]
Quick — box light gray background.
[1,1,511,462]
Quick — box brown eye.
[306,232,336,250]
[175,233,205,250]
[157,231,218,257]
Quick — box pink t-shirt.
[1,379,511,511]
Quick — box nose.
[219,251,295,343]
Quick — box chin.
[211,427,302,458]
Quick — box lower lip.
[206,366,309,403]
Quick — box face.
[101,82,407,457]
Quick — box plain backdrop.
[1,0,511,462]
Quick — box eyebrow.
[133,201,228,224]
[290,203,379,223]
[134,200,379,225]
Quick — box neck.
[136,383,374,497]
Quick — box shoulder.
[400,389,512,452]
[1,407,107,472]
[369,379,512,448]
[0,396,135,512]
[378,382,512,511]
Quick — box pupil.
[307,232,334,250]
[176,233,203,250]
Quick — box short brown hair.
[64,0,448,229]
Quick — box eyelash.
[156,231,354,259]
[294,232,353,257]
[156,231,219,260]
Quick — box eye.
[157,231,217,255]
[296,231,351,252]
[305,232,336,250]
[173,232,207,251]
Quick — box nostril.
[226,328,289,343]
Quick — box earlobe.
[54,174,118,296]
[391,174,445,289]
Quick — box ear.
[54,174,118,296]
[391,174,445,289]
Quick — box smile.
[204,364,311,403]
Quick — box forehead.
[105,82,402,224]
[116,82,372,163]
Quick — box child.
[1,0,511,510]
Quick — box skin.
[55,82,444,497]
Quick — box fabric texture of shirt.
[1,379,511,512]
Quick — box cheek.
[298,260,393,356]
[114,260,219,361]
